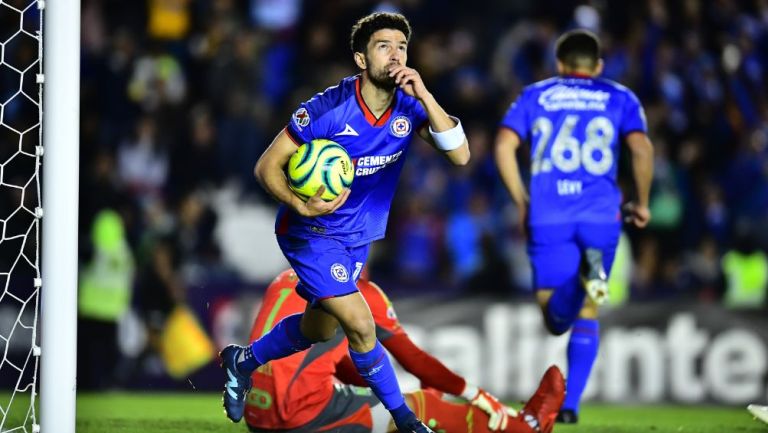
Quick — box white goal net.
[0,0,43,432]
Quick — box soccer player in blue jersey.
[494,29,654,424]
[219,12,469,433]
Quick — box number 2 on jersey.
[531,115,615,176]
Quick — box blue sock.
[563,318,599,413]
[545,282,585,335]
[240,314,313,374]
[349,341,413,426]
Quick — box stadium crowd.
[75,0,767,305]
[3,0,766,326]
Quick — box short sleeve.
[499,90,531,141]
[285,98,336,145]
[620,90,648,137]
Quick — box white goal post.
[40,1,80,433]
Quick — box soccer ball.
[286,139,354,201]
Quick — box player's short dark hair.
[350,12,412,54]
[555,29,601,69]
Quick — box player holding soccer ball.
[221,12,469,433]
[494,30,654,423]
[243,269,565,433]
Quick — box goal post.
[40,0,80,433]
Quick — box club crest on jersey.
[292,108,311,129]
[330,263,349,282]
[390,116,411,137]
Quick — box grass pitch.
[3,392,765,432]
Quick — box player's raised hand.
[300,186,351,217]
[623,201,651,228]
[470,388,509,431]
[389,65,430,100]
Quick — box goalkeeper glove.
[462,385,509,431]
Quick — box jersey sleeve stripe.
[284,127,302,146]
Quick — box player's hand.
[623,201,651,228]
[470,388,509,431]
[389,65,430,101]
[299,186,350,217]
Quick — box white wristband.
[429,116,465,151]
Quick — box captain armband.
[429,116,466,151]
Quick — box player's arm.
[254,129,350,217]
[624,132,654,228]
[380,333,467,394]
[494,128,529,233]
[389,65,470,166]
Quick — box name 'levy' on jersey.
[500,76,647,225]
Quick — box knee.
[544,318,570,336]
[537,290,570,335]
[342,315,376,347]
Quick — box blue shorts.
[277,235,369,306]
[528,222,620,291]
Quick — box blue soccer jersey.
[278,75,429,246]
[500,75,647,225]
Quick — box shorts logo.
[390,116,411,137]
[292,108,311,129]
[330,263,349,282]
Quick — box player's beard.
[367,61,397,91]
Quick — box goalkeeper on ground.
[240,269,564,433]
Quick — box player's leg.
[395,366,565,433]
[528,224,582,335]
[557,222,620,423]
[557,298,599,423]
[320,292,432,432]
[221,303,320,422]
[220,236,346,422]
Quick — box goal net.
[0,0,43,432]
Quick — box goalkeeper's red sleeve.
[409,389,534,433]
[334,355,368,387]
[382,333,467,396]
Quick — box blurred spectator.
[168,104,222,195]
[62,0,768,302]
[722,220,768,308]
[77,209,135,389]
[685,236,725,302]
[445,194,491,285]
[127,44,187,111]
[395,196,442,282]
[117,116,169,203]
[147,0,192,41]
[134,237,186,369]
[173,190,221,282]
